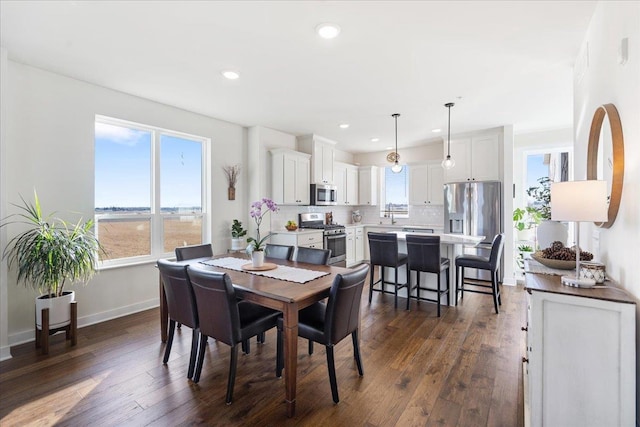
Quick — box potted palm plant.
[231,219,247,250]
[1,191,103,331]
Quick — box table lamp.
[551,180,608,287]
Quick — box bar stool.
[405,235,450,317]
[455,233,505,314]
[367,232,409,309]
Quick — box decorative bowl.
[285,225,298,231]
[531,252,575,270]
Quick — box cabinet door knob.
[522,357,529,364]
[521,326,528,332]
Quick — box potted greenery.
[1,191,103,331]
[527,176,567,248]
[231,219,247,250]
[513,206,541,241]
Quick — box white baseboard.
[8,298,159,347]
[503,277,518,286]
[0,345,12,361]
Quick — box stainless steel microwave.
[310,184,337,206]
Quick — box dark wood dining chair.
[187,266,280,403]
[296,246,331,265]
[276,264,369,403]
[157,259,200,379]
[455,233,505,314]
[264,244,294,260]
[367,232,409,309]
[405,234,450,316]
[175,243,213,261]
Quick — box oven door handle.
[325,233,346,240]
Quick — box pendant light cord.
[394,113,399,165]
[445,102,454,157]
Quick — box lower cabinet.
[524,273,636,427]
[269,231,324,260]
[346,226,364,267]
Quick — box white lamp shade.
[551,180,608,222]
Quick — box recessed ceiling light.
[339,123,349,129]
[371,138,380,142]
[385,146,393,150]
[221,71,240,80]
[316,23,341,39]
[432,128,442,133]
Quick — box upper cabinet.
[297,134,336,185]
[271,149,310,205]
[409,162,444,205]
[359,166,378,206]
[444,134,501,182]
[334,162,359,206]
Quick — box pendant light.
[442,102,455,170]
[390,113,403,173]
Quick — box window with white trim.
[95,116,208,266]
[379,166,409,218]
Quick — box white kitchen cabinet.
[409,163,444,205]
[358,166,378,206]
[345,226,365,267]
[269,230,324,260]
[444,134,500,182]
[271,149,310,205]
[334,162,359,206]
[297,134,336,184]
[524,273,636,427]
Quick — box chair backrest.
[264,244,294,260]
[296,247,331,265]
[175,244,213,261]
[186,266,240,346]
[157,259,198,328]
[406,234,441,273]
[489,233,505,271]
[367,232,399,267]
[324,264,369,345]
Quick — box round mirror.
[586,103,624,228]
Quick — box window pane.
[160,135,202,214]
[97,218,151,260]
[95,122,151,213]
[383,166,408,214]
[163,217,203,253]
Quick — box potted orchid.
[246,198,278,267]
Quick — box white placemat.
[200,257,329,284]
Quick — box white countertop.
[391,231,485,245]
[270,228,323,235]
[345,223,443,230]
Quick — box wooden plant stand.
[35,301,77,355]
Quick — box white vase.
[35,291,75,329]
[516,228,535,242]
[231,238,244,250]
[252,250,265,267]
[536,220,568,250]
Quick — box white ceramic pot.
[35,291,75,330]
[516,228,535,242]
[536,220,568,250]
[231,238,244,250]
[252,250,265,267]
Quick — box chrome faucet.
[389,204,397,225]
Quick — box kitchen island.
[378,231,485,307]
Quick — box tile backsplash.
[270,204,444,231]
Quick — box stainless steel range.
[298,213,346,266]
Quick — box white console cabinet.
[524,273,636,427]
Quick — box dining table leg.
[159,274,168,343]
[283,302,299,417]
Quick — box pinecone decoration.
[551,241,564,251]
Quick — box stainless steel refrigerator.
[444,181,503,281]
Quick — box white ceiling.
[0,1,597,153]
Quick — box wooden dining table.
[158,253,350,417]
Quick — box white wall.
[3,61,247,346]
[353,141,443,166]
[0,48,10,360]
[573,2,640,422]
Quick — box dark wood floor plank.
[0,285,527,426]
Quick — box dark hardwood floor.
[0,279,526,426]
